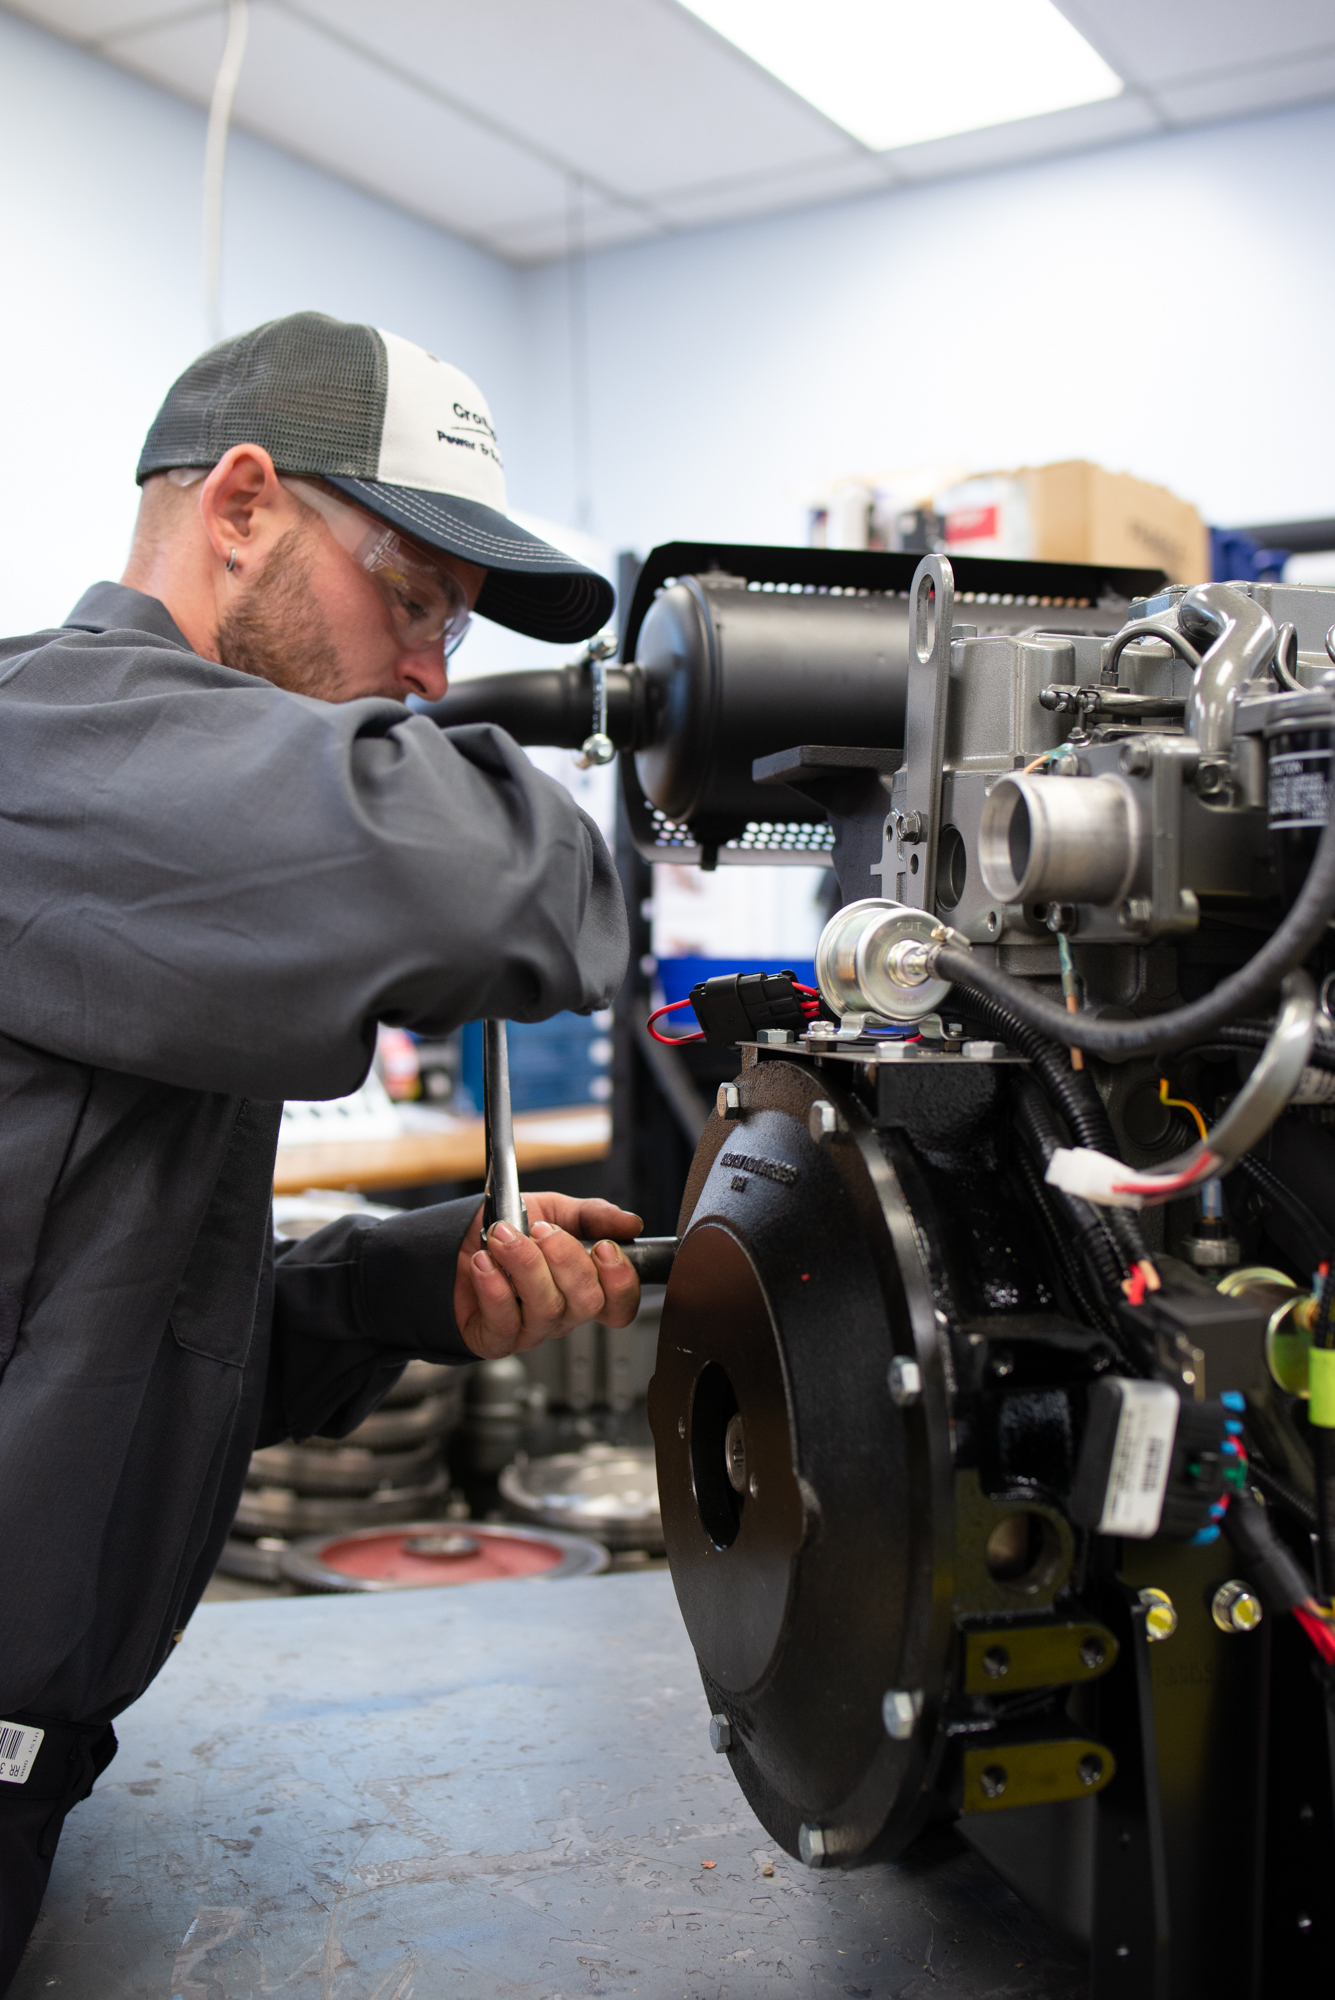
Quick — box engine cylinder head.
[978,773,1141,908]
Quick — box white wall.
[0,8,528,638]
[517,99,1335,558]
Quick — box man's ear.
[198,445,285,574]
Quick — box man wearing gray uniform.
[0,312,640,1989]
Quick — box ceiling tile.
[886,90,1162,184]
[107,4,610,242]
[11,0,1335,264]
[1154,44,1335,128]
[1057,0,1335,88]
[291,0,866,198]
[4,0,195,38]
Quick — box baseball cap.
[137,311,614,645]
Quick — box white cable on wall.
[203,0,250,344]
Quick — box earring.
[226,548,238,572]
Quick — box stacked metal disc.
[500,1442,663,1554]
[219,1358,468,1586]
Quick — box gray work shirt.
[0,583,627,1725]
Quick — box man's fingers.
[462,1248,522,1356]
[590,1240,641,1327]
[577,1198,644,1241]
[486,1220,568,1326]
[528,1221,610,1320]
[523,1192,643,1241]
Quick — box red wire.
[647,975,826,1045]
[646,998,705,1045]
[1296,1604,1335,1662]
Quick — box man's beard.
[217,524,347,697]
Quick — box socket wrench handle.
[481,1018,528,1243]
[619,1237,678,1284]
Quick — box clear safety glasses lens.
[282,477,472,654]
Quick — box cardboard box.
[938,459,1208,584]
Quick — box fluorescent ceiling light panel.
[677,0,1123,152]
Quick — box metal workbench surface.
[11,1571,1085,1999]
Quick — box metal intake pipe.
[978,773,1142,908]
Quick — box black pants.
[0,1716,117,1997]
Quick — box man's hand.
[453,1194,644,1359]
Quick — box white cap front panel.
[375,328,507,508]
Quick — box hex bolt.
[1138,1587,1178,1642]
[888,1356,922,1407]
[1043,903,1079,936]
[716,1082,744,1120]
[979,1764,1008,1799]
[1119,741,1153,776]
[881,1688,924,1740]
[797,1822,829,1867]
[1212,1580,1264,1634]
[808,1100,844,1143]
[892,809,925,844]
[709,1713,733,1754]
[724,1413,747,1494]
[1119,897,1154,928]
[1078,1753,1105,1788]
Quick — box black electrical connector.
[688,969,811,1045]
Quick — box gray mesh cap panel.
[136,313,388,482]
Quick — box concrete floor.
[11,1571,1087,1999]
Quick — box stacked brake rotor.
[220,1357,469,1586]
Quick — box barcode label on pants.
[0,1721,44,1784]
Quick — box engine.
[432,541,1335,1999]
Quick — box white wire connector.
[1046,1145,1219,1211]
[1045,970,1317,1210]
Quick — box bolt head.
[716,1082,743,1119]
[1212,1581,1264,1634]
[888,1356,923,1407]
[881,1688,923,1739]
[808,1100,843,1143]
[576,731,616,768]
[1078,1753,1105,1788]
[1079,1635,1107,1670]
[1139,1587,1178,1642]
[709,1712,733,1754]
[979,1764,1008,1799]
[1119,741,1153,776]
[724,1413,747,1494]
[797,1822,828,1867]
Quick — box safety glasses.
[281,476,474,655]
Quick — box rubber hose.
[1247,1459,1318,1532]
[1225,1488,1314,1612]
[933,781,1335,1058]
[1009,1141,1117,1338]
[964,991,1149,1267]
[1313,1428,1335,1600]
[1013,1078,1129,1307]
[1234,1153,1331,1270]
[1210,1023,1335,1071]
